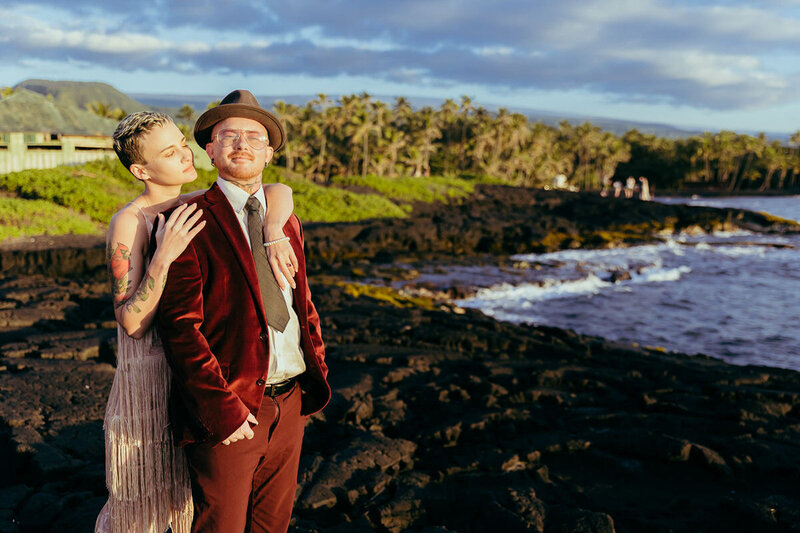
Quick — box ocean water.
[451,196,800,371]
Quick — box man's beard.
[224,164,262,181]
[220,153,263,182]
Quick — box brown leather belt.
[263,377,296,397]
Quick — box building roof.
[0,89,117,136]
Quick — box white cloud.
[704,5,800,41]
[175,42,212,54]
[3,0,800,114]
[610,47,788,90]
[1,13,168,54]
[475,46,515,57]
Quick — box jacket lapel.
[205,183,269,329]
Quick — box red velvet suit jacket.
[156,183,330,446]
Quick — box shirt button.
[256,379,265,387]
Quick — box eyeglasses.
[215,129,269,149]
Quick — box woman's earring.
[210,158,215,167]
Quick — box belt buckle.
[265,378,293,397]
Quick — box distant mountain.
[0,89,117,135]
[16,79,147,114]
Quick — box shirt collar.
[216,176,266,216]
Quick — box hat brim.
[194,103,285,151]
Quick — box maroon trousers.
[185,384,306,533]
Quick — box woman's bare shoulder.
[108,202,146,243]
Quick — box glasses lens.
[217,131,268,148]
[245,134,268,149]
[218,131,238,146]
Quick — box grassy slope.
[0,158,493,241]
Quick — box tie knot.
[245,196,262,214]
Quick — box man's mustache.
[229,150,254,160]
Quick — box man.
[156,90,330,532]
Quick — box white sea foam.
[711,246,768,257]
[512,242,674,272]
[708,230,754,238]
[459,262,692,309]
[636,265,692,282]
[464,274,608,303]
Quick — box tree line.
[83,91,800,192]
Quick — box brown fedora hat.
[193,89,285,151]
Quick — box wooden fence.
[0,133,114,174]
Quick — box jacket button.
[256,379,265,387]
[259,332,267,341]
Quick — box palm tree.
[86,101,126,121]
[378,128,407,177]
[729,133,765,191]
[393,97,414,131]
[414,108,442,177]
[310,94,333,181]
[344,94,381,177]
[176,105,195,121]
[439,98,459,174]
[784,131,800,189]
[596,133,631,189]
[272,101,299,171]
[567,122,604,190]
[758,140,785,191]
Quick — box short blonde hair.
[113,112,173,170]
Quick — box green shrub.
[274,175,407,222]
[0,197,100,241]
[330,174,498,205]
[0,159,139,222]
[0,162,492,238]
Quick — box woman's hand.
[155,203,206,265]
[265,225,298,290]
[262,183,296,290]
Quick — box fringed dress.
[96,207,193,533]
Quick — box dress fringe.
[96,327,193,533]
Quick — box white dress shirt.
[216,177,306,384]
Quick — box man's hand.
[221,413,258,445]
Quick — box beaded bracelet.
[264,236,290,247]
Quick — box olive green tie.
[244,196,289,332]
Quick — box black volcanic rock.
[2,188,800,532]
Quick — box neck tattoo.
[231,178,262,195]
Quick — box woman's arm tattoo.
[123,275,156,314]
[108,242,132,306]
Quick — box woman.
[95,111,297,533]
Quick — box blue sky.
[2,0,800,133]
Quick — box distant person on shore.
[96,111,296,533]
[155,90,331,532]
[613,180,623,198]
[600,176,612,197]
[639,176,652,201]
[625,176,636,199]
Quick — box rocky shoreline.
[2,187,800,532]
